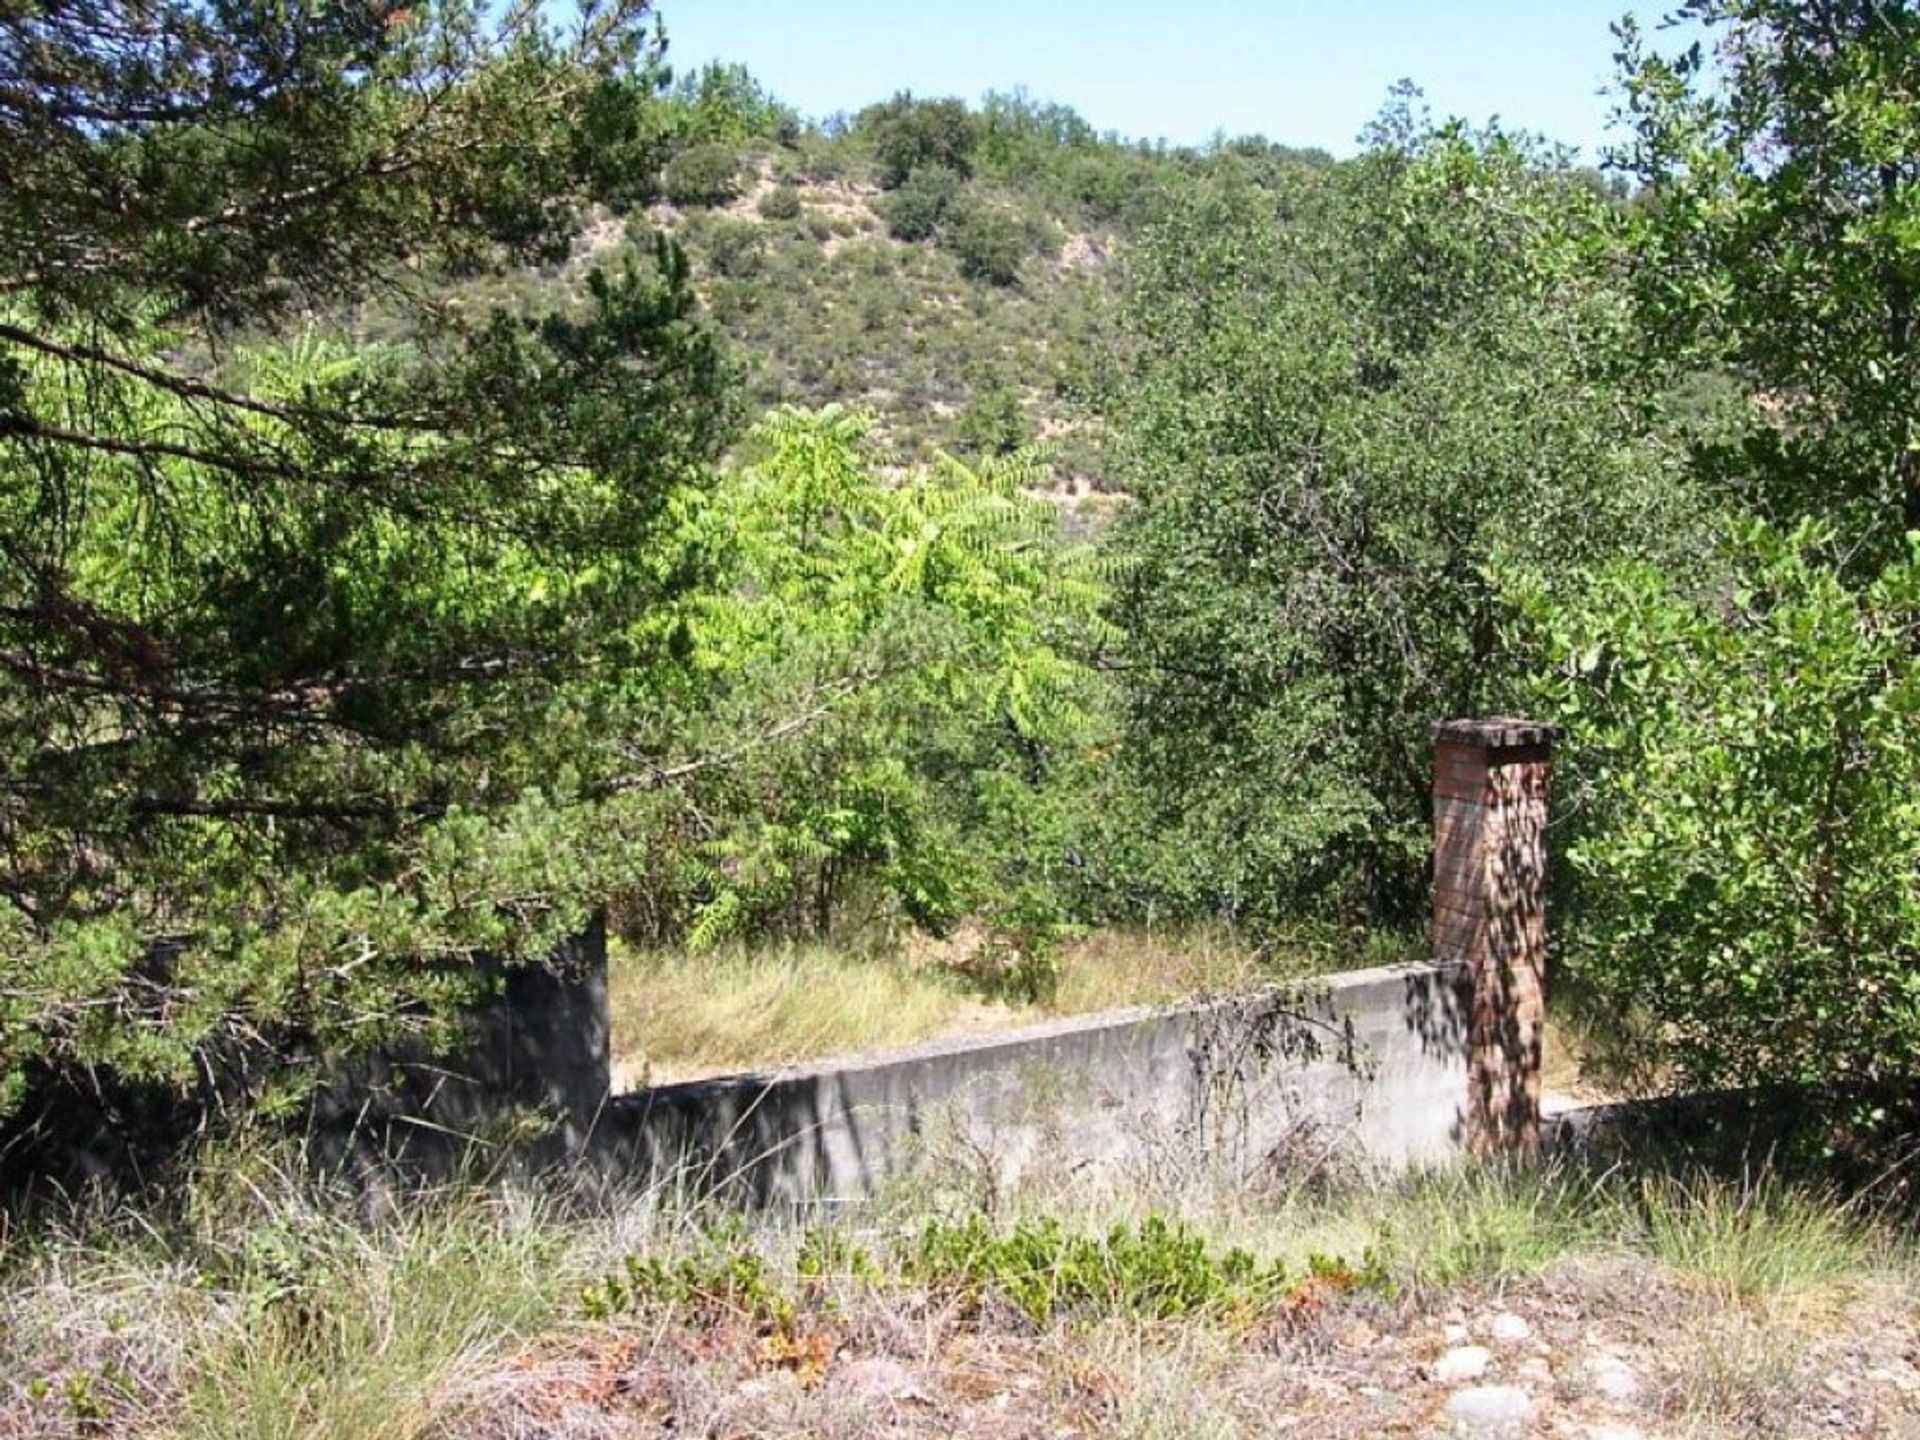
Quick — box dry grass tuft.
[609,924,1297,1087]
[1045,925,1277,1015]
[1635,1169,1887,1303]
[607,940,1017,1087]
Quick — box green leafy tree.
[0,1,733,1117]
[861,92,979,189]
[630,407,1111,968]
[1105,113,1693,929]
[1514,2,1920,1121]
[1516,524,1920,1106]
[665,59,800,147]
[1615,0,1920,548]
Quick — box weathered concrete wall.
[589,960,1471,1204]
[309,916,611,1175]
[0,921,612,1199]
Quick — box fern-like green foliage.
[627,406,1114,954]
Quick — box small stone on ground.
[1583,1351,1641,1404]
[1433,1345,1494,1384]
[1486,1312,1533,1345]
[1445,1384,1536,1436]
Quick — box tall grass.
[1044,925,1281,1016]
[1,1163,600,1440]
[1634,1170,1884,1302]
[609,925,1286,1085]
[608,941,1011,1085]
[179,1192,574,1440]
[1365,1162,1622,1289]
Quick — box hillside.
[651,149,1118,497]
[439,74,1335,513]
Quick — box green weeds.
[582,1212,1390,1332]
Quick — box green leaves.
[1616,0,1920,544]
[0,3,736,1123]
[624,406,1110,952]
[1519,522,1920,1099]
[1104,113,1691,929]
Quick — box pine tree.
[0,1,733,1116]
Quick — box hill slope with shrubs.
[550,67,1336,502]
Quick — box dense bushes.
[881,165,963,240]
[945,201,1028,285]
[862,92,979,187]
[614,407,1111,967]
[1517,524,1920,1103]
[0,1,737,1120]
[1101,120,1695,929]
[11,0,1920,1147]
[663,141,742,206]
[1512,0,1920,1113]
[757,182,803,220]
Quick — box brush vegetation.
[2,1147,1910,1438]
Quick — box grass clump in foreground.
[1,1161,594,1440]
[1,1147,1910,1440]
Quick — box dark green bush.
[662,142,740,207]
[881,165,962,241]
[955,384,1032,456]
[944,202,1026,286]
[699,216,766,278]
[863,93,979,188]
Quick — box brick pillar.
[1433,718,1555,1157]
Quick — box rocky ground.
[475,1256,1920,1439]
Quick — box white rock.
[1514,1358,1554,1388]
[1433,1345,1495,1384]
[1445,1322,1472,1346]
[1585,1353,1641,1405]
[1445,1384,1536,1436]
[1584,1426,1645,1440]
[1486,1312,1533,1345]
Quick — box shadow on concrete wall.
[0,919,611,1205]
[590,961,1477,1206]
[307,917,610,1182]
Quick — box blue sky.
[654,2,1694,160]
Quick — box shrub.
[698,215,766,278]
[662,141,740,207]
[944,202,1026,286]
[757,182,802,221]
[955,384,1032,456]
[904,1213,1388,1325]
[862,93,978,188]
[880,165,961,241]
[1517,521,1920,1112]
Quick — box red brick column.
[1433,718,1555,1157]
